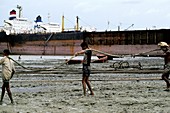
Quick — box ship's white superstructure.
[3,6,61,35]
[39,23,60,33]
[4,18,33,34]
[3,9,33,34]
[34,15,61,33]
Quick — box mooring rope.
[8,57,28,70]
[132,48,162,57]
[7,48,162,71]
[7,48,122,71]
[90,48,123,58]
[90,48,161,58]
[8,55,76,71]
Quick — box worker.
[74,42,94,96]
[158,42,170,91]
[0,49,15,105]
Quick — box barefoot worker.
[158,42,170,91]
[0,49,15,104]
[74,42,94,96]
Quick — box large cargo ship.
[0,6,85,55]
[1,28,170,56]
[0,6,170,56]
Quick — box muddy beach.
[0,55,170,113]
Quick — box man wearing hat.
[0,49,15,104]
[158,42,170,91]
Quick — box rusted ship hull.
[0,29,170,56]
[84,29,170,56]
[0,32,84,55]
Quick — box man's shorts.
[3,80,9,83]
[82,65,91,77]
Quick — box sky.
[1,0,170,31]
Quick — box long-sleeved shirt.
[0,56,15,81]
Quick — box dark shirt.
[83,50,92,66]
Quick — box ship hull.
[0,29,170,56]
[84,29,170,56]
[0,31,84,55]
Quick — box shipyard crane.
[124,24,134,31]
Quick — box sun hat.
[158,42,169,47]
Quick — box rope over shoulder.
[8,57,28,70]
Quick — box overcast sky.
[1,0,170,31]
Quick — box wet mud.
[0,55,170,113]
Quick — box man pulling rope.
[158,42,170,91]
